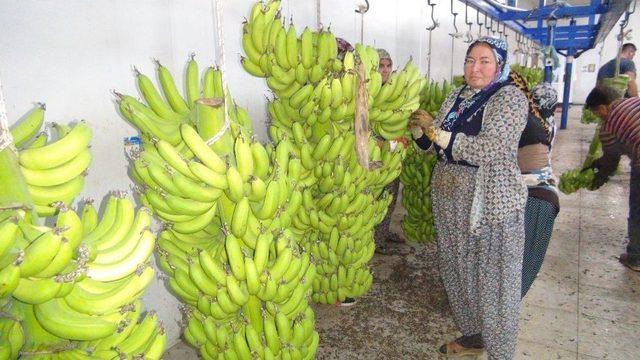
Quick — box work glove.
[409,109,451,148]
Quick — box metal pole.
[560,18,577,130]
[614,13,630,77]
[427,30,433,80]
[560,51,573,129]
[544,19,556,83]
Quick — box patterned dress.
[431,84,528,359]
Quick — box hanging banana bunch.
[120,55,320,360]
[1,103,165,359]
[0,198,166,359]
[240,0,414,306]
[399,147,437,243]
[242,0,422,141]
[418,79,452,118]
[399,79,453,243]
[6,105,92,217]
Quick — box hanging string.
[316,0,321,29]
[205,0,231,146]
[355,0,370,43]
[0,74,15,152]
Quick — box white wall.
[0,0,535,347]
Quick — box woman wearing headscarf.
[441,75,562,355]
[409,37,528,359]
[514,77,560,296]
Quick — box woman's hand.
[409,109,434,130]
[410,109,439,141]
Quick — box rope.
[205,114,230,146]
[0,75,15,152]
[206,0,231,146]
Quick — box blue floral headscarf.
[442,36,512,130]
[465,36,511,86]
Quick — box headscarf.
[466,36,511,85]
[532,83,558,145]
[442,36,512,130]
[336,37,353,61]
[531,83,558,120]
[376,48,392,64]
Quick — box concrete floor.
[165,106,640,359]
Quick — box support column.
[560,51,574,130]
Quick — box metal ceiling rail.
[497,4,610,21]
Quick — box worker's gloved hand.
[409,109,434,131]
[409,124,424,139]
[410,109,451,148]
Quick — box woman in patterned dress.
[409,37,528,359]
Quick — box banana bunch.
[117,55,243,157]
[398,79,453,243]
[2,98,165,358]
[0,208,87,303]
[119,57,320,359]
[9,300,165,360]
[7,105,93,217]
[559,123,603,194]
[558,168,596,194]
[399,147,438,243]
[241,1,340,88]
[581,108,601,125]
[369,58,425,139]
[271,123,403,303]
[0,197,164,359]
[135,130,320,359]
[241,0,410,305]
[242,0,420,141]
[511,65,543,89]
[418,79,452,118]
[183,302,319,360]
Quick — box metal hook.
[464,3,472,26]
[355,0,370,14]
[426,0,438,31]
[490,18,496,34]
[484,13,491,32]
[476,10,483,36]
[463,3,473,43]
[450,0,459,34]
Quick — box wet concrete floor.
[166,106,640,359]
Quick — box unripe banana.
[234,134,254,181]
[10,103,46,148]
[156,60,190,115]
[136,70,183,122]
[225,231,246,280]
[20,149,92,187]
[285,25,299,70]
[181,123,227,174]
